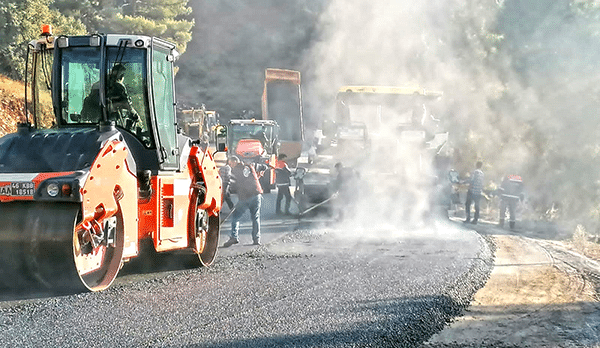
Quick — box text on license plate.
[0,182,35,196]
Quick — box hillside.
[0,75,26,137]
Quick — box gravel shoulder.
[423,220,600,348]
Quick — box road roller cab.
[0,28,222,292]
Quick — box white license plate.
[0,182,35,196]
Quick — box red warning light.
[41,24,53,37]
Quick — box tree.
[52,0,194,54]
[0,0,85,80]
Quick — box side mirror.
[214,125,227,152]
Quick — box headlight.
[46,183,60,197]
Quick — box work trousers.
[465,190,481,222]
[231,194,262,242]
[499,197,517,228]
[276,184,292,214]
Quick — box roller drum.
[0,202,82,291]
[0,202,124,292]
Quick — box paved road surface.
[0,192,491,347]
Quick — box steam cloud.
[303,0,600,231]
[176,0,600,231]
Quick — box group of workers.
[220,156,525,249]
[462,161,524,230]
[219,152,357,248]
[88,65,525,241]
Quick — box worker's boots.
[222,237,239,247]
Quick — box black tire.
[189,188,219,266]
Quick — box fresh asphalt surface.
[0,191,491,347]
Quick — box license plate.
[0,182,35,196]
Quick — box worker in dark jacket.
[222,156,267,247]
[464,161,485,224]
[106,64,140,127]
[332,162,360,221]
[275,154,293,215]
[80,63,139,129]
[498,174,524,230]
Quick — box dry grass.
[0,74,54,136]
[0,75,25,97]
[569,224,600,261]
[0,76,25,136]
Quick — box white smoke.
[301,0,497,229]
[303,0,600,230]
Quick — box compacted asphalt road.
[0,193,491,347]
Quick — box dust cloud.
[302,0,600,233]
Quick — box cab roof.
[337,86,443,98]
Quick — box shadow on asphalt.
[189,295,463,348]
[0,239,204,302]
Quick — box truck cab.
[215,119,280,192]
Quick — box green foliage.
[0,0,85,80]
[106,14,194,53]
[51,0,105,32]
[51,0,194,54]
[135,0,192,21]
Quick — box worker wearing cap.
[107,63,140,127]
[80,63,139,129]
[222,156,266,247]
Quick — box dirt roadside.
[422,220,600,348]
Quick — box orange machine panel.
[80,139,138,260]
[154,174,193,252]
[188,146,222,217]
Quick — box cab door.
[149,41,190,251]
[150,42,178,170]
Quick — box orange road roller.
[0,28,222,291]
